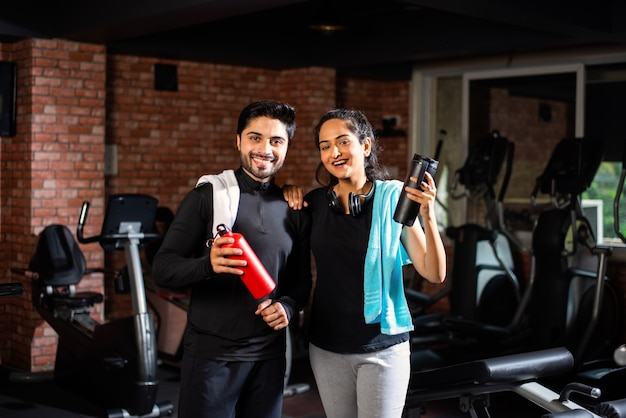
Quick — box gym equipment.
[614,141,626,365]
[527,138,621,366]
[569,137,626,402]
[446,129,521,327]
[13,194,174,418]
[145,286,189,365]
[405,347,626,418]
[0,282,23,298]
[408,130,521,354]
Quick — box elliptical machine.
[14,194,174,418]
[410,130,522,367]
[445,130,521,326]
[526,137,622,367]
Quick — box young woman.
[304,108,446,418]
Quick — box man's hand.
[210,235,247,275]
[255,299,288,330]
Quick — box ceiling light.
[308,23,345,34]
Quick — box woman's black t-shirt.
[306,186,408,353]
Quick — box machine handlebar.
[77,200,160,246]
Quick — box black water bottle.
[393,154,438,226]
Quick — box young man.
[152,100,312,418]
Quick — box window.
[583,161,626,245]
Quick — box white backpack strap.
[196,169,239,236]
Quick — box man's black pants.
[178,354,286,418]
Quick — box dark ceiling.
[1,0,626,80]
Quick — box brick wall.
[0,39,106,372]
[337,77,412,177]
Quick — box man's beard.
[240,152,283,181]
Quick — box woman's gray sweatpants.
[309,341,410,418]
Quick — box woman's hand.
[282,184,308,210]
[402,172,437,219]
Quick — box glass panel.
[582,63,626,245]
[467,72,578,227]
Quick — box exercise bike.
[13,194,174,418]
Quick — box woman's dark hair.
[237,100,296,144]
[313,108,389,186]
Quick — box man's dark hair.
[237,100,296,144]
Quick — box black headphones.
[326,183,375,217]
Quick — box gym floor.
[0,356,547,418]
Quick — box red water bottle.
[216,224,276,299]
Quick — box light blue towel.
[364,180,413,335]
